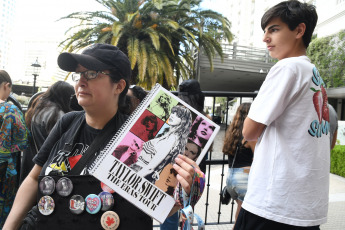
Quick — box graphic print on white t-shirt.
[308,67,330,138]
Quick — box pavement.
[153,124,345,229]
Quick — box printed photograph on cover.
[130,110,165,142]
[89,84,220,223]
[147,90,179,121]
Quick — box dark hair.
[28,81,75,132]
[0,70,12,86]
[141,115,158,139]
[261,0,317,48]
[223,103,251,155]
[109,68,129,109]
[178,80,205,113]
[119,95,132,115]
[130,86,147,102]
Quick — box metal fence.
[201,91,257,226]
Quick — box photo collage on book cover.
[111,90,216,195]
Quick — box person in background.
[223,103,255,228]
[20,81,74,183]
[239,1,329,229]
[329,104,338,150]
[0,70,29,227]
[127,85,147,114]
[160,79,208,230]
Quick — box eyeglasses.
[71,70,110,82]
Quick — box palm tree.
[59,0,232,89]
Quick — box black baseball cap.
[57,44,131,81]
[178,79,203,96]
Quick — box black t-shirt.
[227,144,253,168]
[33,111,153,229]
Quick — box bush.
[330,145,345,177]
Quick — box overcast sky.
[13,0,227,39]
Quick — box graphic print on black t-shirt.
[44,124,99,175]
[45,143,89,175]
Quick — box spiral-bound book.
[89,83,220,223]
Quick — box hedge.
[330,145,345,177]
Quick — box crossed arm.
[242,117,266,141]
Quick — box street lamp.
[31,57,41,95]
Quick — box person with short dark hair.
[239,1,329,229]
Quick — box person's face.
[129,139,141,151]
[262,17,305,60]
[1,82,11,100]
[183,142,199,160]
[74,65,120,111]
[168,111,182,126]
[196,119,214,140]
[145,120,155,131]
[165,170,178,187]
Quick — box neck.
[85,106,118,129]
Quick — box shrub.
[330,145,345,177]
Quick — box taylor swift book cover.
[89,84,219,223]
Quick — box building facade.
[0,0,16,69]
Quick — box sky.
[13,0,228,39]
[8,0,228,82]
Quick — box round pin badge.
[98,191,114,211]
[69,194,85,214]
[101,182,115,193]
[39,176,55,195]
[101,211,120,230]
[85,194,101,214]
[56,177,73,197]
[38,196,55,216]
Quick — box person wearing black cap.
[160,79,209,230]
[4,44,198,230]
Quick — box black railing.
[167,91,257,227]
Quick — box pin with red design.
[69,194,85,214]
[85,194,101,214]
[101,211,120,229]
[98,191,114,211]
[101,182,115,193]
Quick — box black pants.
[234,208,320,230]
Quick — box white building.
[0,0,17,69]
[314,0,345,37]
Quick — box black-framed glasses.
[71,70,110,82]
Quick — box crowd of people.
[0,1,338,230]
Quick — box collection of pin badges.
[38,176,120,229]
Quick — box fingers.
[176,154,200,170]
[173,155,196,195]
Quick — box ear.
[114,79,127,95]
[296,22,306,39]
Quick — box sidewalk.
[155,172,345,230]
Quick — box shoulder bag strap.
[69,112,124,175]
[230,143,240,169]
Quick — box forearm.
[3,165,41,230]
[243,117,266,141]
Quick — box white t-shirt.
[243,56,330,227]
